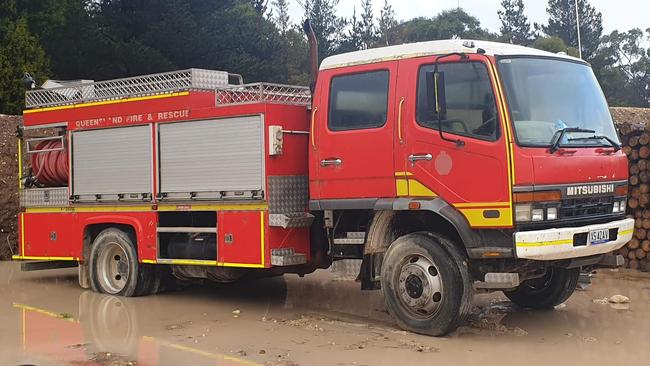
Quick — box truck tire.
[89,228,153,297]
[381,233,470,336]
[504,267,580,309]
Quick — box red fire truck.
[14,30,633,335]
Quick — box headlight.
[515,204,532,222]
[515,204,560,222]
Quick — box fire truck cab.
[15,39,633,336]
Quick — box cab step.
[271,248,307,266]
[332,231,366,245]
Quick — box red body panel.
[513,146,628,186]
[396,55,511,205]
[218,211,264,266]
[311,62,399,199]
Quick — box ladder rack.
[25,69,240,109]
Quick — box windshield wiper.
[568,135,621,151]
[549,127,595,153]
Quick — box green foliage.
[0,17,50,114]
[532,36,579,57]
[398,9,497,43]
[498,0,533,45]
[272,0,291,34]
[541,0,603,61]
[378,0,398,46]
[598,28,650,107]
[299,0,346,59]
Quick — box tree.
[0,17,50,114]
[398,9,496,43]
[598,28,650,107]
[532,36,579,57]
[338,7,363,53]
[299,0,346,59]
[359,0,377,49]
[378,0,398,46]
[272,0,291,34]
[498,0,533,45]
[251,0,268,15]
[542,0,603,61]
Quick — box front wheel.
[380,233,470,336]
[504,267,580,309]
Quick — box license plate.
[588,229,610,245]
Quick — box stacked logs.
[618,125,650,271]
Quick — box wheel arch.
[366,198,478,256]
[82,218,142,262]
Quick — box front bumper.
[514,218,634,260]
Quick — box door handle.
[408,154,433,163]
[320,158,343,167]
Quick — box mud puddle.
[1,262,649,365]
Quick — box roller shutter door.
[159,115,264,195]
[72,125,152,197]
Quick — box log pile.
[617,121,650,271]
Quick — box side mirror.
[426,71,447,116]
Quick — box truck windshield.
[498,57,620,148]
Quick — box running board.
[21,260,78,272]
[473,273,520,290]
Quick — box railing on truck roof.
[215,83,311,107]
[25,69,240,109]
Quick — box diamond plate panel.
[20,188,69,207]
[215,83,311,107]
[268,176,309,214]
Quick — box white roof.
[320,39,581,70]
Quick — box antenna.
[575,0,582,59]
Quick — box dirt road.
[1,262,649,366]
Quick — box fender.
[80,213,157,260]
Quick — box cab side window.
[416,62,499,141]
[329,70,389,131]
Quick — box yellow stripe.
[459,208,512,227]
[17,138,22,190]
[220,262,265,269]
[23,91,190,114]
[13,303,76,323]
[22,307,26,351]
[454,202,511,208]
[395,171,414,177]
[141,259,157,264]
[517,239,574,247]
[260,211,265,267]
[396,179,409,196]
[25,203,268,213]
[407,179,438,197]
[619,229,634,236]
[488,61,516,226]
[12,255,76,261]
[20,214,25,256]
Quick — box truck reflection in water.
[14,292,259,366]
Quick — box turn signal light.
[615,185,628,197]
[513,190,562,203]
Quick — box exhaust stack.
[303,19,319,93]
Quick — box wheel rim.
[397,254,444,318]
[97,242,130,294]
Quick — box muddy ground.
[1,262,649,366]
[0,114,20,260]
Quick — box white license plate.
[588,229,610,245]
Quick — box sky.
[287,0,649,34]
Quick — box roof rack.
[215,83,311,107]
[25,69,241,109]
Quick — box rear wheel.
[381,233,470,336]
[504,267,580,309]
[89,228,154,297]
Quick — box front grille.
[561,196,614,219]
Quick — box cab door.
[396,55,513,228]
[313,62,398,200]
